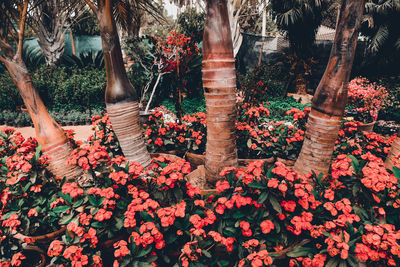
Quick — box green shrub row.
[0,65,106,112]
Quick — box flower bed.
[347,77,390,124]
[0,115,399,266]
[143,105,309,164]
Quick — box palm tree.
[0,0,83,182]
[271,0,329,95]
[83,0,153,167]
[31,0,84,66]
[203,0,238,186]
[293,0,365,176]
[385,134,400,170]
[362,0,400,53]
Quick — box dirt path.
[0,125,94,141]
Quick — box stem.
[16,0,28,59]
[145,73,162,114]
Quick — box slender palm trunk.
[96,2,151,167]
[385,135,400,170]
[203,0,238,186]
[293,0,365,176]
[3,59,83,182]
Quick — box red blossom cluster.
[355,224,400,265]
[347,77,390,123]
[68,141,110,171]
[131,222,165,250]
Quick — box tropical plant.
[202,0,239,186]
[84,0,152,167]
[362,0,400,53]
[294,0,365,176]
[30,0,85,66]
[0,0,82,182]
[271,0,329,94]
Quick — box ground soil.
[0,125,94,141]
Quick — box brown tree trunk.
[294,71,307,95]
[3,59,83,183]
[95,1,151,167]
[385,135,400,170]
[203,0,238,187]
[293,0,365,176]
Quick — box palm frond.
[370,24,390,52]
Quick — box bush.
[0,73,23,110]
[267,97,310,121]
[161,97,206,115]
[237,64,289,101]
[1,121,400,266]
[0,65,106,112]
[376,76,400,123]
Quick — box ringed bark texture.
[203,0,238,186]
[4,60,83,183]
[96,2,151,167]
[385,135,400,170]
[294,0,365,176]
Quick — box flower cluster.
[347,77,390,123]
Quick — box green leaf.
[59,193,72,205]
[23,182,32,193]
[73,199,84,208]
[52,206,69,214]
[286,247,313,258]
[347,155,360,174]
[135,246,152,258]
[248,183,267,189]
[353,206,368,220]
[202,250,212,258]
[325,258,338,267]
[88,195,99,207]
[91,221,103,229]
[59,212,74,225]
[393,167,400,179]
[269,195,282,214]
[34,144,42,162]
[258,192,269,203]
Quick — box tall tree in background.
[84,0,151,167]
[294,0,365,176]
[0,0,83,182]
[31,0,84,66]
[271,0,328,95]
[203,0,238,186]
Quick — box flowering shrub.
[335,121,396,160]
[1,114,400,267]
[146,105,309,161]
[347,77,390,123]
[143,110,187,153]
[181,112,206,154]
[0,128,64,266]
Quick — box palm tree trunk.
[96,1,151,167]
[294,70,307,95]
[203,0,238,187]
[3,59,83,182]
[385,134,400,170]
[293,0,365,176]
